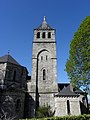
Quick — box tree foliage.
[36,105,54,118]
[66,16,90,93]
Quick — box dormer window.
[37,32,40,38]
[48,32,51,38]
[42,32,45,38]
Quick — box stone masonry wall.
[0,63,7,84]
[55,96,81,116]
[0,90,25,119]
[27,28,58,117]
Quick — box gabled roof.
[0,54,20,66]
[75,89,84,94]
[34,16,54,30]
[58,83,70,92]
[57,85,79,97]
[56,83,80,97]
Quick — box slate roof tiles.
[0,54,20,66]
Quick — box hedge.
[20,114,90,120]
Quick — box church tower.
[28,17,58,117]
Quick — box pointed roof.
[75,89,84,94]
[59,85,78,96]
[58,83,70,92]
[56,84,79,97]
[0,54,20,66]
[35,16,54,30]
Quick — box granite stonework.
[0,55,27,120]
[27,17,89,118]
[0,17,89,119]
[55,97,81,116]
[27,17,58,117]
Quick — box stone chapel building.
[0,17,89,119]
[0,54,27,119]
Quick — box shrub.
[20,114,90,120]
[36,105,54,118]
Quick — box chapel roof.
[58,83,70,91]
[56,84,79,97]
[34,16,54,30]
[0,54,20,66]
[56,83,84,97]
[75,89,84,94]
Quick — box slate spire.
[35,16,54,30]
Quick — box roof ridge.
[58,84,78,96]
[0,54,20,66]
[35,17,54,30]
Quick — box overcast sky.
[0,0,90,85]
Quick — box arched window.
[41,56,43,61]
[67,100,70,115]
[82,97,86,105]
[43,69,46,80]
[37,32,40,38]
[13,70,16,81]
[16,99,21,110]
[46,55,48,60]
[42,32,45,38]
[48,32,51,38]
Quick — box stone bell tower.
[28,17,58,117]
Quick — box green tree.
[66,16,90,93]
[36,105,54,118]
